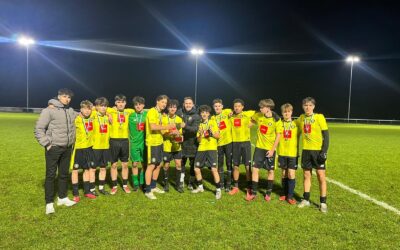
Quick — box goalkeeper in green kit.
[129,96,148,191]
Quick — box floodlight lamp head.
[17,36,35,46]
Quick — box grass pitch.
[0,112,400,249]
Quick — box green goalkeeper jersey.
[129,110,147,149]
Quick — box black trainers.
[132,186,139,192]
[99,189,109,195]
[164,182,170,192]
[177,183,184,193]
[91,190,99,196]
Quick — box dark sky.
[0,0,399,119]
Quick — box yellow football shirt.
[107,107,134,139]
[197,119,219,151]
[162,115,183,152]
[74,116,94,149]
[92,113,111,149]
[211,108,233,146]
[251,112,283,150]
[230,110,256,142]
[297,113,328,150]
[146,107,163,146]
[278,120,299,157]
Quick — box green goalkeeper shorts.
[130,145,145,163]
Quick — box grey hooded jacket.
[34,98,78,148]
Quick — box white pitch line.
[325,177,400,216]
[250,143,400,216]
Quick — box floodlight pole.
[17,35,35,111]
[194,55,198,105]
[347,60,354,122]
[26,46,29,110]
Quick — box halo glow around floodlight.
[191,48,204,56]
[17,36,35,46]
[346,55,360,63]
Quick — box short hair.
[183,97,194,103]
[233,98,244,106]
[156,95,169,102]
[132,96,145,105]
[281,103,293,112]
[94,97,109,107]
[80,100,93,109]
[58,88,74,97]
[259,99,275,109]
[115,94,126,102]
[199,105,211,113]
[302,97,316,105]
[213,98,223,105]
[168,99,179,108]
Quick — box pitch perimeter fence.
[1,107,400,125]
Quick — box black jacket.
[177,107,201,157]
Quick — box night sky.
[0,0,399,119]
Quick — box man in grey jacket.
[34,88,78,214]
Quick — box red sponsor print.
[234,118,241,127]
[100,124,108,133]
[303,124,311,134]
[174,136,184,143]
[219,121,227,130]
[118,113,125,123]
[85,121,93,131]
[260,125,268,134]
[137,122,145,131]
[283,130,292,139]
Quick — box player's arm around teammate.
[144,95,176,199]
[228,99,255,196]
[212,99,234,192]
[247,99,282,202]
[71,100,98,202]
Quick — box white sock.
[180,173,185,182]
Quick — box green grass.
[1,112,400,249]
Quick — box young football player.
[144,95,176,199]
[212,99,233,192]
[297,97,329,213]
[108,95,135,195]
[161,99,185,192]
[247,99,282,202]
[128,96,147,191]
[277,103,299,205]
[71,100,97,202]
[191,105,222,200]
[228,99,255,196]
[92,97,112,195]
